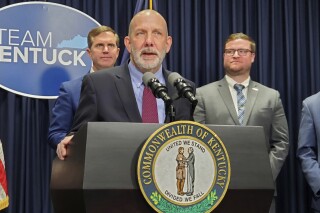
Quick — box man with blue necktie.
[194,33,289,213]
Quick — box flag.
[120,0,158,65]
[0,140,8,210]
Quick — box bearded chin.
[139,58,160,70]
[132,48,166,71]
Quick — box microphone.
[168,72,198,105]
[142,72,172,104]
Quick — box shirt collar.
[225,75,250,88]
[128,61,164,88]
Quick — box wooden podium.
[51,122,274,213]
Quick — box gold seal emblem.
[137,121,231,212]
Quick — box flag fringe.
[0,196,9,210]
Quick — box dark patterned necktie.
[234,84,246,125]
[142,86,159,123]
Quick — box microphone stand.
[190,100,198,121]
[165,100,176,122]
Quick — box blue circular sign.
[0,2,100,98]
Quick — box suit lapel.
[114,64,142,122]
[243,80,259,125]
[218,78,239,125]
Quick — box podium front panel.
[51,122,274,213]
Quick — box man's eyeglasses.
[224,49,253,56]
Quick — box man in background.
[297,91,320,213]
[194,33,289,212]
[48,25,120,149]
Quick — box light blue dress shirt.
[128,61,166,123]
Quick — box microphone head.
[168,72,184,86]
[142,72,156,86]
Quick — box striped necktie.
[233,84,246,125]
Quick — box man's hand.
[56,135,74,160]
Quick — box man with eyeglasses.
[194,32,289,213]
[48,26,120,149]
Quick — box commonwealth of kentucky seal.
[137,121,231,213]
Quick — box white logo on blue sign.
[0,2,100,98]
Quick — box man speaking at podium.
[56,10,195,160]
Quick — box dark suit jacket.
[70,63,195,133]
[48,75,84,148]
